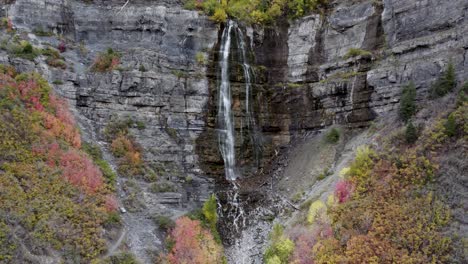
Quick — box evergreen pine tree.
[405,122,418,144]
[430,62,456,98]
[399,82,417,123]
[444,114,457,137]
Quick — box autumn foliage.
[165,217,224,264]
[0,67,117,261]
[111,134,144,176]
[334,179,353,203]
[265,102,466,263]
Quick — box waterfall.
[218,20,237,181]
[217,20,253,233]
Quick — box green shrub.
[10,40,40,60]
[104,117,133,140]
[325,127,340,143]
[138,64,146,72]
[456,82,468,106]
[184,0,198,10]
[135,121,145,130]
[399,82,417,123]
[171,70,186,79]
[405,122,418,144]
[95,159,117,186]
[444,114,457,137]
[107,252,140,264]
[430,62,456,98]
[150,182,176,193]
[152,215,175,231]
[317,167,332,180]
[344,48,372,59]
[104,212,122,227]
[22,42,33,53]
[33,27,54,37]
[195,52,207,65]
[185,175,193,183]
[0,17,11,30]
[291,191,304,203]
[0,221,16,262]
[288,0,328,18]
[82,142,117,186]
[203,194,218,230]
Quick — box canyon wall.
[1,0,467,261]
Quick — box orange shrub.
[111,134,144,177]
[165,217,224,264]
[111,134,134,157]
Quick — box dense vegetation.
[159,195,225,263]
[184,0,328,24]
[0,66,118,262]
[264,84,467,263]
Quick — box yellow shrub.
[307,200,326,224]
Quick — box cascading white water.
[216,20,250,233]
[218,21,237,181]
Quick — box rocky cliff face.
[197,0,468,180]
[2,0,467,262]
[3,0,220,261]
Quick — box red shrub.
[288,227,317,264]
[15,79,47,110]
[110,57,120,69]
[49,95,76,126]
[335,179,354,203]
[33,141,62,167]
[104,195,118,212]
[58,42,66,53]
[60,149,104,193]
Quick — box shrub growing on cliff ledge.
[91,48,121,72]
[344,48,372,59]
[325,127,340,143]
